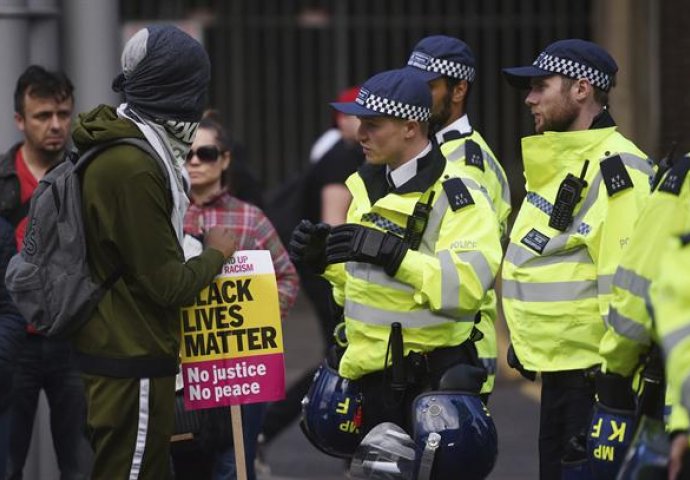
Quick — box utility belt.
[541,367,598,389]
[357,322,483,393]
[357,339,481,399]
[402,340,480,387]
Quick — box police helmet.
[300,358,364,458]
[412,391,498,480]
[586,403,635,479]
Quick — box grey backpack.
[5,138,160,338]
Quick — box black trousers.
[539,370,595,480]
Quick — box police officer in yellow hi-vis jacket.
[654,233,690,480]
[403,35,511,401]
[598,153,690,443]
[290,69,503,437]
[501,39,654,479]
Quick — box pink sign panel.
[182,353,285,409]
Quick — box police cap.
[404,35,477,83]
[330,69,431,122]
[502,38,618,92]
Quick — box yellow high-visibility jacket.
[599,156,690,431]
[440,127,511,393]
[653,233,690,433]
[324,146,503,380]
[600,156,690,375]
[502,126,653,372]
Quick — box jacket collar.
[0,143,23,178]
[435,114,473,145]
[520,108,619,190]
[589,108,616,129]
[358,142,446,205]
[522,127,618,190]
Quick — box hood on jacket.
[72,104,144,153]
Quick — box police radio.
[549,160,589,232]
[405,191,435,251]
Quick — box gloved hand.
[507,344,536,381]
[595,371,636,411]
[325,224,408,276]
[289,220,330,273]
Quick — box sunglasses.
[186,145,221,163]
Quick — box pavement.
[255,295,541,480]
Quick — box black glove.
[288,220,330,273]
[595,371,636,411]
[507,344,536,381]
[325,224,408,276]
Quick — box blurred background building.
[0,0,687,477]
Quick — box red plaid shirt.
[184,190,298,319]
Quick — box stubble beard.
[536,96,580,134]
[429,92,453,135]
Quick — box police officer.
[652,233,690,480]
[404,35,511,400]
[596,151,690,468]
[290,68,503,436]
[500,39,654,478]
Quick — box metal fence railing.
[121,0,593,203]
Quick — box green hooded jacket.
[72,104,224,378]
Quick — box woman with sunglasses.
[176,113,299,480]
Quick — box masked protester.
[71,25,236,480]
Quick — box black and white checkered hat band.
[534,52,612,91]
[408,53,476,82]
[357,93,430,121]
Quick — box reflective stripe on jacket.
[440,129,510,393]
[502,126,653,372]
[600,156,690,376]
[653,234,690,431]
[324,147,503,380]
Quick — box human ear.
[575,78,592,101]
[452,80,469,104]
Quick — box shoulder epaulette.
[658,155,690,196]
[442,130,463,143]
[600,155,634,197]
[464,139,484,171]
[442,177,475,211]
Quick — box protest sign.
[180,250,285,410]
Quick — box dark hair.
[445,77,472,103]
[560,75,614,107]
[14,65,74,115]
[200,109,231,152]
[199,109,234,188]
